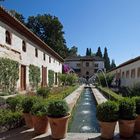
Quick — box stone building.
[64,56,104,80]
[109,56,140,87]
[0,7,63,91]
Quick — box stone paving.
[1,127,140,140]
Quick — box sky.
[1,0,140,66]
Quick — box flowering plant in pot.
[47,99,70,139]
[31,101,48,134]
[119,98,136,138]
[96,100,119,139]
[22,96,38,128]
[133,97,140,133]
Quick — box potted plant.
[31,101,48,134]
[22,96,38,128]
[96,100,119,139]
[119,98,136,138]
[37,87,50,98]
[47,100,70,139]
[133,97,140,133]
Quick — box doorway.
[42,66,47,87]
[20,65,26,90]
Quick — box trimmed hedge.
[98,86,123,101]
[119,98,136,120]
[48,85,78,101]
[47,100,69,118]
[0,109,24,132]
[97,100,119,122]
[133,97,140,115]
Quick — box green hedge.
[0,58,19,94]
[98,86,123,101]
[29,65,40,90]
[0,109,24,132]
[48,85,78,101]
[48,70,54,87]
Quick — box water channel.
[69,87,100,133]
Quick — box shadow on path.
[0,127,52,140]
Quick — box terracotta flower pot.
[23,113,33,128]
[48,114,70,139]
[99,121,116,139]
[32,115,48,134]
[135,115,140,133]
[119,119,135,138]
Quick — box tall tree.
[10,10,25,24]
[86,48,92,56]
[103,47,110,71]
[96,47,102,58]
[89,48,92,56]
[110,59,116,69]
[26,14,69,58]
[86,48,89,56]
[68,46,78,57]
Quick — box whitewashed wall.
[0,21,62,90]
[109,60,140,87]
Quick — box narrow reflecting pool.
[69,87,100,133]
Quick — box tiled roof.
[109,56,140,72]
[65,55,104,61]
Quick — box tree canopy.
[10,10,25,24]
[68,46,78,57]
[26,14,69,58]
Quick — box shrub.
[98,73,114,87]
[58,73,77,86]
[66,74,78,86]
[31,101,48,117]
[96,101,119,122]
[0,109,24,132]
[0,92,10,96]
[0,97,6,106]
[119,98,136,120]
[0,58,19,93]
[58,74,67,85]
[48,70,54,87]
[47,100,69,118]
[48,86,78,100]
[131,83,140,97]
[37,87,50,98]
[29,64,40,90]
[118,86,132,97]
[22,96,39,113]
[133,97,140,115]
[98,86,123,101]
[6,95,24,112]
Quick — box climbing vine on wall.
[48,70,54,87]
[29,65,40,90]
[0,58,19,94]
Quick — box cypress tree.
[89,48,92,56]
[111,59,116,69]
[103,47,110,71]
[96,47,102,58]
[86,48,89,56]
